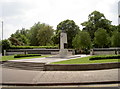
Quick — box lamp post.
[118,1,120,25]
[1,21,3,55]
[2,21,3,40]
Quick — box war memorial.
[1,1,120,89]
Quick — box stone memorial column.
[59,30,68,57]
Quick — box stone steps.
[2,61,45,71]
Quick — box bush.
[89,55,120,60]
[14,54,41,58]
[10,45,58,49]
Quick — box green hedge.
[14,54,41,58]
[89,55,120,60]
[10,45,58,49]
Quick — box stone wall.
[44,62,120,71]
[91,48,120,55]
[5,49,74,55]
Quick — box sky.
[0,0,119,39]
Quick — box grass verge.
[51,55,120,64]
[1,55,50,61]
[14,54,41,58]
[89,55,120,60]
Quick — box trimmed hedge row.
[10,45,58,49]
[14,54,41,58]
[89,55,120,60]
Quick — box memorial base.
[59,49,69,58]
[47,49,79,59]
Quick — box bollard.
[4,50,6,56]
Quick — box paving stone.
[2,68,119,84]
[2,68,39,84]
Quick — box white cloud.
[0,0,119,39]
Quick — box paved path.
[1,67,119,85]
[9,55,90,64]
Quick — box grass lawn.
[1,55,50,61]
[51,55,120,64]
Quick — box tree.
[19,28,29,37]
[81,11,111,39]
[10,32,29,46]
[72,34,80,50]
[111,30,120,47]
[117,25,120,32]
[9,37,22,46]
[94,28,110,48]
[2,39,11,49]
[29,22,54,46]
[29,22,41,46]
[56,19,80,48]
[72,31,91,50]
[9,28,30,46]
[51,30,61,46]
[36,24,54,46]
[2,39,11,55]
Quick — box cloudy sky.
[0,0,119,39]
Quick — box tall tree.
[29,22,54,46]
[81,11,111,39]
[9,29,30,46]
[29,22,41,46]
[56,19,80,48]
[36,24,54,46]
[94,28,110,48]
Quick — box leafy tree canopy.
[94,28,110,48]
[36,24,54,46]
[81,10,111,39]
[29,22,54,46]
[9,28,30,46]
[72,31,91,50]
[111,30,120,47]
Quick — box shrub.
[14,54,41,58]
[89,55,120,60]
[10,45,58,49]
